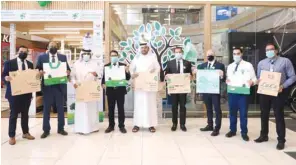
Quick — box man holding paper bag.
[102,50,131,134]
[36,41,71,138]
[226,47,257,141]
[130,40,160,133]
[71,49,100,134]
[255,43,296,150]
[165,45,192,132]
[2,45,35,145]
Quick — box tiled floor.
[1,118,296,165]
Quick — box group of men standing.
[3,41,295,150]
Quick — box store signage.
[216,6,238,21]
[1,10,103,21]
[1,34,10,43]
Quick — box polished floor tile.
[1,118,296,165]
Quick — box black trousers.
[259,91,286,143]
[171,94,187,125]
[8,96,31,138]
[203,94,222,130]
[107,91,125,128]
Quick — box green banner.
[44,76,68,86]
[106,80,128,87]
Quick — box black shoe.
[242,134,250,141]
[211,130,220,136]
[119,127,127,134]
[105,127,114,133]
[180,125,187,132]
[200,125,214,132]
[58,130,68,136]
[254,136,268,143]
[225,131,236,138]
[41,132,50,139]
[171,124,177,131]
[276,142,285,150]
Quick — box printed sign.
[257,70,281,96]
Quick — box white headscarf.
[78,49,93,62]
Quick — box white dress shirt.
[207,60,215,69]
[227,60,257,87]
[176,59,184,74]
[49,53,59,67]
[17,57,28,70]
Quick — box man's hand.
[74,84,78,89]
[226,79,230,84]
[102,84,106,89]
[39,70,45,76]
[125,65,129,73]
[218,70,224,77]
[66,70,71,76]
[150,68,156,73]
[90,72,98,77]
[131,73,139,79]
[5,76,12,82]
[257,79,261,84]
[279,85,283,93]
[192,67,197,74]
[247,80,254,86]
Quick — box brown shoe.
[22,133,35,140]
[9,137,16,145]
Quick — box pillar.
[9,23,16,59]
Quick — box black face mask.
[207,55,214,62]
[49,47,58,54]
[19,52,28,60]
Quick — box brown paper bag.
[167,73,191,94]
[76,81,101,102]
[134,72,158,92]
[158,82,167,98]
[10,69,41,96]
[257,70,281,96]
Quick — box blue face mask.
[111,57,118,64]
[233,55,241,63]
[266,50,275,58]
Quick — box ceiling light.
[154,10,158,12]
[164,18,171,20]
[52,38,83,41]
[66,36,83,39]
[29,31,80,35]
[68,43,82,46]
[150,15,159,18]
[44,27,92,31]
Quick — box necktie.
[177,61,181,73]
[234,63,239,72]
[51,55,56,63]
[207,63,210,69]
[22,61,25,70]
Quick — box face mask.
[175,53,183,60]
[233,55,241,63]
[49,47,58,54]
[18,52,28,60]
[83,55,90,62]
[111,57,118,64]
[266,50,275,58]
[207,55,214,62]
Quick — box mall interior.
[1,1,296,165]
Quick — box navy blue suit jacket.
[35,53,70,96]
[197,61,226,82]
[2,58,34,100]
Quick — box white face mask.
[83,55,90,62]
[175,53,183,60]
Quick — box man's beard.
[141,51,148,55]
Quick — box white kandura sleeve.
[153,56,160,72]
[129,57,137,75]
[70,64,77,85]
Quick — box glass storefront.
[110,3,296,115]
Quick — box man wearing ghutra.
[71,49,100,134]
[130,40,161,133]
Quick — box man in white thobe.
[130,43,160,133]
[71,49,100,134]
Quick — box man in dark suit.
[102,50,131,134]
[198,49,226,136]
[36,41,70,138]
[2,45,35,145]
[165,46,192,132]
